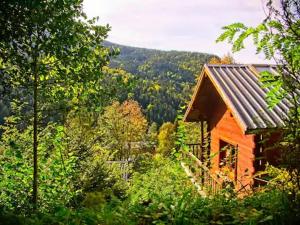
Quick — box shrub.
[98,156,300,225]
[157,122,176,156]
[0,123,77,213]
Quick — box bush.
[132,152,154,173]
[113,156,198,224]
[156,122,176,156]
[0,207,101,225]
[1,151,299,224]
[128,155,194,205]
[97,156,300,225]
[0,123,77,213]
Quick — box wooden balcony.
[183,144,269,196]
[187,143,203,161]
[182,143,224,196]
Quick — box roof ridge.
[206,63,275,67]
[206,64,245,67]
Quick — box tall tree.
[0,0,115,208]
[99,100,148,160]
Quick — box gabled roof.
[184,64,290,133]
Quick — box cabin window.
[219,140,237,170]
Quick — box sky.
[83,0,273,63]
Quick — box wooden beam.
[201,120,204,162]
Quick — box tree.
[65,110,128,198]
[208,53,236,64]
[0,101,9,127]
[217,0,299,188]
[0,123,77,213]
[99,100,148,160]
[182,122,202,144]
[146,122,158,151]
[157,122,176,156]
[63,67,134,161]
[0,0,116,208]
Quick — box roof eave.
[184,64,248,134]
[183,66,206,122]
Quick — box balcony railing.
[183,144,270,196]
[187,143,203,161]
[182,143,224,196]
[188,151,223,195]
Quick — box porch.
[182,141,268,196]
[181,119,250,196]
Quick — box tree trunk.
[32,62,38,209]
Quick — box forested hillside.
[0,42,215,126]
[104,42,216,124]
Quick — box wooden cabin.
[184,64,289,192]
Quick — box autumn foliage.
[100,100,148,160]
[208,53,236,64]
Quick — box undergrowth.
[1,155,299,225]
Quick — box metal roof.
[184,64,291,133]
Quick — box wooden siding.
[208,97,256,190]
[254,132,282,173]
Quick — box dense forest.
[0,0,299,225]
[105,41,215,124]
[0,41,215,126]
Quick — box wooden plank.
[181,162,207,197]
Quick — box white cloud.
[83,0,273,63]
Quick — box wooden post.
[234,145,238,184]
[200,120,204,162]
[206,121,211,167]
[200,120,205,185]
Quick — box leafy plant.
[156,122,176,156]
[0,123,77,213]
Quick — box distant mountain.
[104,41,216,124]
[0,42,216,128]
